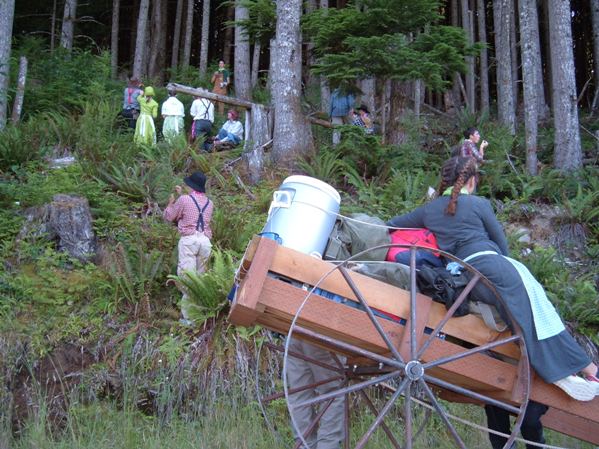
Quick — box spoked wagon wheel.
[256,327,431,448]
[283,244,531,449]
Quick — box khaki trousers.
[177,232,212,319]
[287,339,346,449]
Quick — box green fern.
[167,248,236,324]
[297,149,347,183]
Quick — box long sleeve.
[151,101,158,118]
[387,206,426,229]
[164,197,185,223]
[480,200,509,255]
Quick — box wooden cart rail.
[229,236,599,444]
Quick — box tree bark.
[149,0,167,83]
[111,0,120,79]
[509,0,519,112]
[234,2,252,100]
[243,104,271,183]
[548,0,582,171]
[0,0,15,131]
[319,0,330,114]
[11,56,27,125]
[171,0,184,70]
[476,0,490,114]
[386,80,410,144]
[590,0,599,111]
[493,0,516,134]
[182,0,194,67]
[271,0,314,164]
[518,0,539,175]
[50,0,57,52]
[199,0,210,76]
[461,0,475,113]
[251,42,261,88]
[223,5,234,66]
[360,77,375,117]
[450,0,462,109]
[132,0,150,79]
[60,0,77,52]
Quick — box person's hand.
[174,185,182,195]
[168,194,175,205]
[480,139,488,150]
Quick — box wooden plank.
[541,408,599,445]
[398,292,432,361]
[229,237,277,326]
[264,242,520,359]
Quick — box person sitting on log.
[387,156,599,401]
[212,109,243,149]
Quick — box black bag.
[416,265,470,316]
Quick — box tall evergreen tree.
[493,0,516,134]
[304,0,474,142]
[548,0,582,171]
[234,1,252,100]
[199,0,211,76]
[132,0,150,79]
[271,0,313,163]
[111,0,120,79]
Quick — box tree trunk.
[222,6,234,66]
[171,0,184,70]
[11,56,27,125]
[477,0,490,114]
[251,42,261,88]
[132,0,150,79]
[199,0,210,76]
[60,0,77,53]
[111,0,120,79]
[518,0,539,175]
[414,79,422,118]
[493,0,516,134]
[234,2,252,100]
[319,0,330,114]
[360,77,375,117]
[271,0,314,164]
[532,0,548,120]
[590,0,599,111]
[243,104,271,183]
[548,0,582,171]
[149,0,167,83]
[182,0,194,67]
[461,0,475,113]
[50,0,57,52]
[386,80,410,144]
[0,0,15,131]
[451,0,462,110]
[509,0,519,112]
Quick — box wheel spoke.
[295,370,402,410]
[423,335,521,369]
[266,342,344,373]
[422,374,520,414]
[293,326,404,370]
[358,390,402,449]
[417,273,481,359]
[404,382,413,449]
[292,396,336,449]
[408,247,418,360]
[355,376,411,449]
[338,265,405,364]
[418,379,467,449]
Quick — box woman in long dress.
[387,156,599,401]
[134,86,159,145]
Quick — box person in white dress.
[161,90,185,142]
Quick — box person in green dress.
[134,86,159,145]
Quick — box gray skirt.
[467,254,590,383]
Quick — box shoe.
[584,374,599,395]
[554,375,596,401]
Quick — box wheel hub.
[405,360,424,380]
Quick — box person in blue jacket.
[329,87,355,145]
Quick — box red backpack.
[386,228,442,267]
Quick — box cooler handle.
[267,190,292,218]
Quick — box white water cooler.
[262,176,340,258]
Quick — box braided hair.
[437,156,479,216]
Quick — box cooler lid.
[281,175,341,204]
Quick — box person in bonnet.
[163,171,214,325]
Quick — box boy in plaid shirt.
[164,171,214,324]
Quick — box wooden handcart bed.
[229,236,599,446]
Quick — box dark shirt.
[387,194,508,259]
